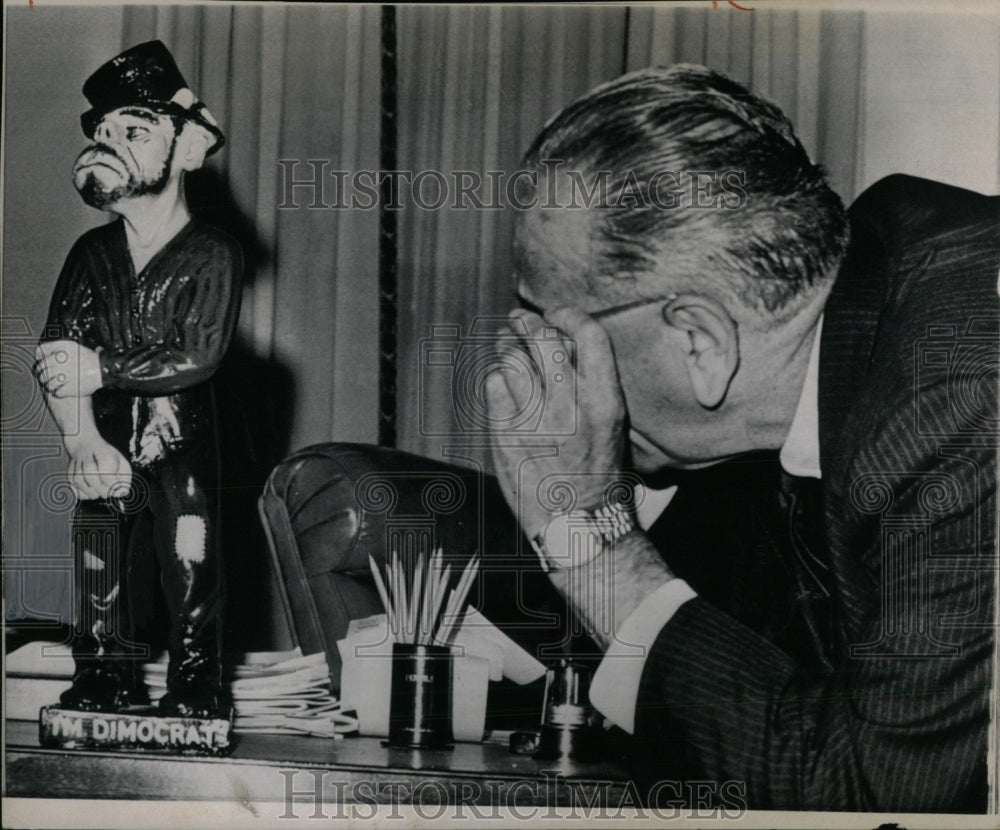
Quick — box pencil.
[436,554,479,644]
[368,555,393,634]
[410,552,424,644]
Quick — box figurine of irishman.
[34,41,242,719]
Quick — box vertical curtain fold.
[395,5,628,464]
[121,4,381,453]
[625,7,864,202]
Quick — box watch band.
[589,501,637,540]
[530,499,636,572]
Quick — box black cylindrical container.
[387,643,453,748]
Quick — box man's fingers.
[507,308,545,341]
[544,306,592,335]
[547,306,620,390]
[495,344,539,412]
[485,369,522,430]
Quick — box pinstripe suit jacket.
[634,175,1000,812]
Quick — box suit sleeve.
[98,236,243,395]
[635,381,994,812]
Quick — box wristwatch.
[530,500,636,572]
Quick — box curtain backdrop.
[122,4,382,456]
[395,5,629,467]
[394,5,864,465]
[120,3,867,467]
[625,6,864,202]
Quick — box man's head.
[73,40,223,212]
[514,65,849,471]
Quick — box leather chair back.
[258,442,562,692]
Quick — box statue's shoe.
[159,663,223,719]
[59,666,135,712]
[157,687,222,719]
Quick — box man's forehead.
[514,207,595,291]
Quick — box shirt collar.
[778,316,823,479]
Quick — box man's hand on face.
[34,341,103,398]
[64,436,133,502]
[485,307,628,539]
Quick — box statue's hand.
[65,437,133,502]
[34,340,103,398]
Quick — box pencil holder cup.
[387,643,453,748]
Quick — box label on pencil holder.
[388,643,453,748]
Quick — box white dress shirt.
[590,319,824,732]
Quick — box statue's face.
[73,107,179,209]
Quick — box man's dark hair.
[522,64,849,321]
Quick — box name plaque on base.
[39,705,234,756]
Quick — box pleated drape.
[122,4,382,456]
[394,5,628,464]
[625,6,864,202]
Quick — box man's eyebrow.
[118,109,160,124]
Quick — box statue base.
[39,705,234,756]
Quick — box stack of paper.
[144,649,357,738]
[6,641,358,738]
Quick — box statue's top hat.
[81,40,224,155]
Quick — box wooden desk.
[5,720,634,809]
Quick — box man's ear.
[175,122,212,172]
[661,293,739,409]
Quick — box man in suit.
[486,64,998,811]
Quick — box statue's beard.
[74,138,177,209]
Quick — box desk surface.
[5,719,633,806]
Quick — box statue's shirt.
[44,218,242,466]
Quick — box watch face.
[542,511,604,570]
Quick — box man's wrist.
[548,527,674,650]
[530,498,636,572]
